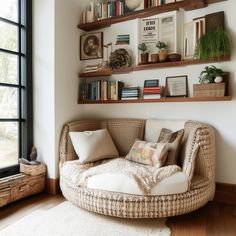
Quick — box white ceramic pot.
[125,0,143,11]
[214,76,223,83]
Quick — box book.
[144,79,159,87]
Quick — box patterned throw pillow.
[157,128,184,166]
[125,140,168,168]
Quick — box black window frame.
[0,0,33,178]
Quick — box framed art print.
[80,32,103,60]
[165,75,188,97]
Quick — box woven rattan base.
[60,178,215,218]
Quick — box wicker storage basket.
[193,83,225,97]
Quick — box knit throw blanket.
[75,158,181,195]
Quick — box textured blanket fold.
[77,158,181,194]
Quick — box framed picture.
[80,32,103,60]
[165,75,188,97]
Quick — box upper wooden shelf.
[77,0,226,31]
[78,96,232,104]
[79,55,230,77]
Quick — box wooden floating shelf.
[78,96,232,104]
[79,55,230,77]
[77,0,226,31]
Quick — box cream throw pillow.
[125,140,168,168]
[69,129,119,164]
[158,128,184,165]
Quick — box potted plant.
[138,43,149,64]
[199,65,224,84]
[156,41,167,62]
[193,65,226,98]
[195,28,231,60]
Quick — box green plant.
[138,43,148,54]
[156,41,167,50]
[195,28,231,60]
[199,65,224,84]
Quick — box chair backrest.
[59,119,145,167]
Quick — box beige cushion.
[158,128,184,165]
[125,140,168,167]
[69,129,119,164]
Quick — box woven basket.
[193,83,225,97]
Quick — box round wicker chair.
[59,119,216,218]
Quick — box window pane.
[0,122,18,168]
[0,21,18,52]
[0,86,18,118]
[0,0,18,22]
[0,52,18,84]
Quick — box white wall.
[33,0,236,184]
[33,0,56,178]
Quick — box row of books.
[80,0,184,24]
[80,81,124,101]
[80,0,125,24]
[80,80,163,101]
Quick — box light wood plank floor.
[0,193,236,235]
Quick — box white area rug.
[0,201,171,236]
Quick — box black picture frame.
[165,75,188,97]
[80,32,103,60]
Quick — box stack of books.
[82,63,103,73]
[121,87,140,100]
[80,80,124,101]
[143,80,162,99]
[116,34,130,45]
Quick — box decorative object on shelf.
[156,41,168,62]
[138,43,149,64]
[125,0,144,11]
[121,86,140,100]
[139,17,159,57]
[80,32,103,60]
[165,75,188,97]
[103,42,113,68]
[151,53,159,63]
[193,66,228,98]
[167,53,181,62]
[109,48,132,69]
[195,28,231,60]
[199,65,224,84]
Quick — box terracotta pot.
[140,53,149,64]
[151,53,159,63]
[159,50,168,62]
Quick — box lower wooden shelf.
[78,96,232,104]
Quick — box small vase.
[159,50,168,62]
[140,53,149,64]
[151,53,159,63]
[214,76,223,83]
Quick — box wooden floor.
[0,193,236,235]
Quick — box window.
[0,0,32,178]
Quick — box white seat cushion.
[145,119,186,142]
[87,171,188,196]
